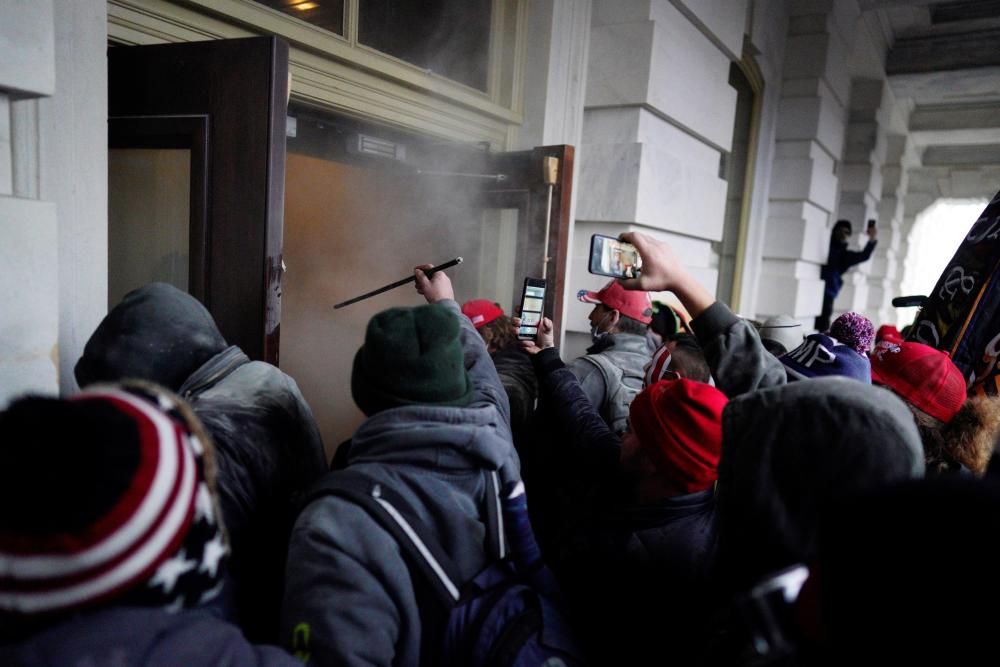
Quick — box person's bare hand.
[618,231,686,293]
[866,225,878,240]
[618,231,715,320]
[513,316,555,355]
[414,264,454,303]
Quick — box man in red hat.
[570,280,654,434]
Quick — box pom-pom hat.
[0,384,227,616]
[830,312,875,354]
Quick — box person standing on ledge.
[816,219,878,332]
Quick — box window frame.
[108,0,527,148]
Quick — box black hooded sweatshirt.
[75,283,326,643]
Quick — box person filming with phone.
[816,219,878,332]
[569,280,654,436]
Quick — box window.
[358,0,492,91]
[250,0,492,91]
[252,0,345,35]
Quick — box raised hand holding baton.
[333,257,463,309]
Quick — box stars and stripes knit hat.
[0,383,228,617]
[644,343,674,387]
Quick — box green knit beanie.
[352,303,474,415]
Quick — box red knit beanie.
[628,378,728,495]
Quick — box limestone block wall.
[45,0,109,394]
[0,0,59,405]
[732,0,791,317]
[866,133,920,327]
[0,0,107,405]
[569,0,750,357]
[833,78,891,322]
[757,0,860,326]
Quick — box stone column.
[515,0,591,151]
[756,0,859,326]
[569,0,746,358]
[868,134,920,326]
[515,0,591,349]
[833,78,888,319]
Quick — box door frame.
[109,115,211,301]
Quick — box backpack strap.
[482,469,506,561]
[302,469,462,608]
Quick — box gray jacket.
[73,282,327,642]
[716,377,924,588]
[567,332,650,434]
[280,299,517,667]
[690,301,788,398]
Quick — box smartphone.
[589,234,642,279]
[867,219,877,231]
[518,278,546,340]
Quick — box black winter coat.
[491,345,537,441]
[821,238,877,298]
[74,283,326,642]
[528,347,718,665]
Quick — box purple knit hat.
[830,312,875,354]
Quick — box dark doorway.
[280,106,572,451]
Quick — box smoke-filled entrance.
[279,108,572,455]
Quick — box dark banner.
[908,189,1000,396]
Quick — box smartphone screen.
[518,278,546,340]
[867,219,876,230]
[589,234,642,278]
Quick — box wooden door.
[108,36,288,363]
[478,145,575,337]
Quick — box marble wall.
[757,0,860,325]
[0,0,107,405]
[0,0,59,405]
[568,0,753,357]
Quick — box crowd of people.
[2,232,1000,666]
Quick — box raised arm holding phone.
[615,231,788,398]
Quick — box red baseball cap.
[876,324,904,345]
[870,341,966,423]
[577,280,653,324]
[461,299,504,329]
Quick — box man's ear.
[608,309,621,331]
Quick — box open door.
[476,145,575,337]
[278,108,574,452]
[108,36,288,363]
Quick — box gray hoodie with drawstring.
[279,299,518,667]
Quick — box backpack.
[579,351,645,435]
[303,469,587,667]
